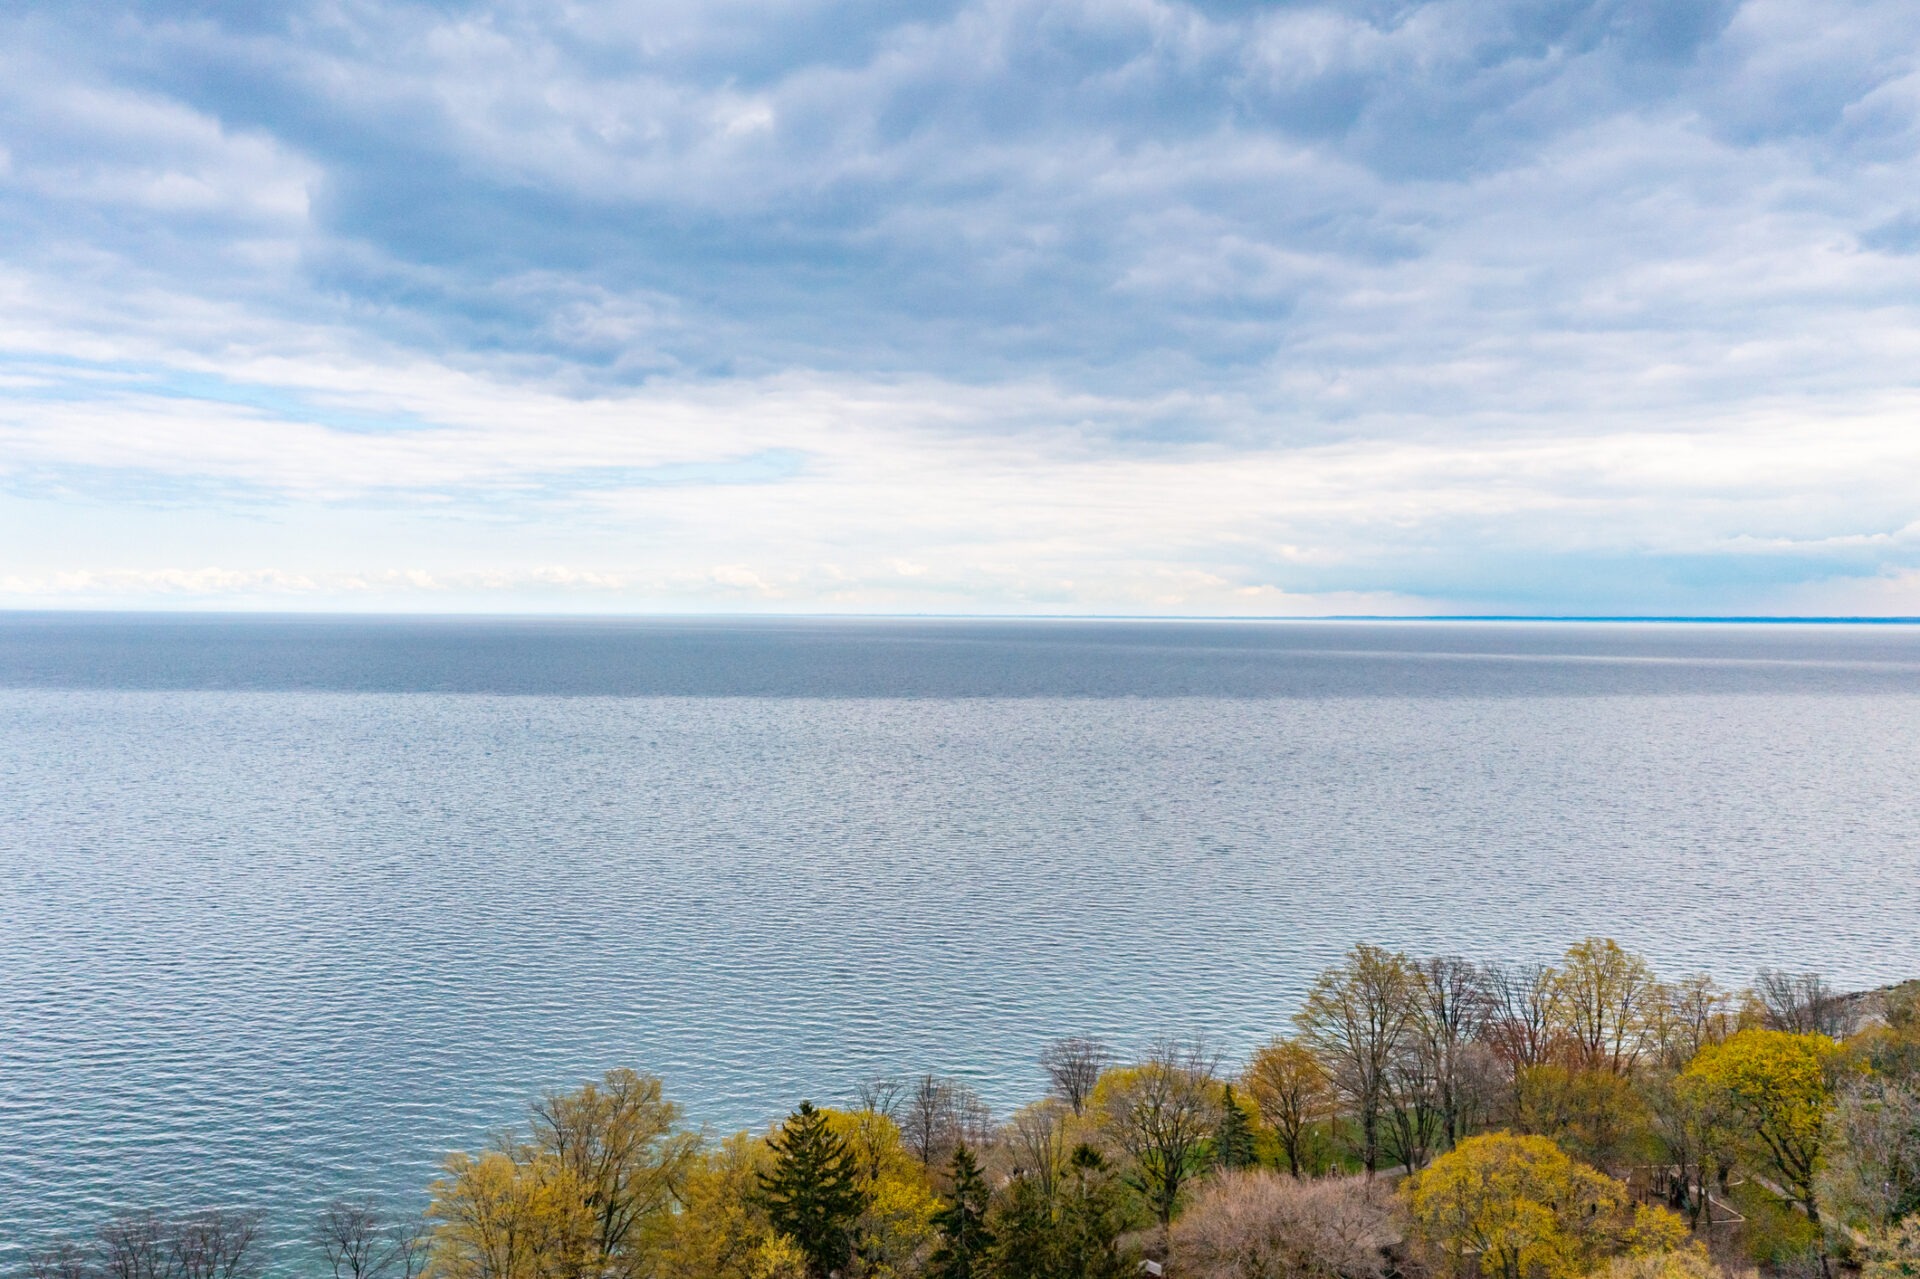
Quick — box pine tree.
[929,1144,993,1279]
[1214,1085,1256,1170]
[759,1100,869,1279]
[1057,1144,1140,1279]
[985,1174,1057,1279]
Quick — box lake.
[2,615,1917,1259]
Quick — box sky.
[0,0,1916,616]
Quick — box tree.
[67,1211,265,1279]
[636,1132,804,1279]
[1482,961,1562,1075]
[97,1212,173,1279]
[817,1105,939,1277]
[1642,1071,1732,1229]
[929,1145,993,1279]
[1858,1216,1920,1279]
[1815,1076,1920,1229]
[1097,1038,1222,1229]
[315,1199,401,1279]
[900,1074,988,1169]
[1383,1040,1444,1174]
[1295,944,1418,1176]
[1755,971,1860,1039]
[1646,976,1735,1071]
[1406,1133,1627,1279]
[1041,1039,1114,1117]
[426,1150,596,1279]
[1684,1028,1842,1223]
[1171,1172,1396,1279]
[528,1069,697,1268]
[25,1240,93,1279]
[1511,1063,1650,1174]
[1056,1145,1141,1279]
[1594,1246,1719,1279]
[986,1145,1138,1279]
[1413,956,1489,1151]
[172,1211,266,1279]
[858,1174,941,1279]
[1215,1086,1257,1171]
[759,1101,870,1279]
[1552,940,1656,1075]
[1002,1099,1074,1200]
[985,1175,1057,1279]
[1245,1037,1332,1176]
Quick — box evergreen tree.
[1056,1144,1139,1279]
[1214,1085,1256,1170]
[985,1175,1057,1279]
[929,1144,993,1279]
[759,1100,869,1279]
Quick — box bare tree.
[1816,1076,1920,1229]
[950,1082,996,1154]
[1001,1099,1073,1200]
[388,1218,429,1279]
[1411,956,1488,1151]
[902,1072,961,1167]
[314,1199,397,1279]
[1101,1036,1221,1229]
[98,1212,175,1279]
[1480,960,1561,1073]
[855,1077,904,1119]
[1040,1037,1113,1116]
[1647,975,1735,1069]
[1756,970,1860,1039]
[1295,945,1418,1176]
[26,1240,94,1279]
[1382,1039,1442,1173]
[171,1211,263,1279]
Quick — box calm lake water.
[3,616,1918,1258]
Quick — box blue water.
[3,616,1918,1259]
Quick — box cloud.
[0,0,1916,613]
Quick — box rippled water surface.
[3,616,1918,1258]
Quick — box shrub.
[1170,1171,1398,1279]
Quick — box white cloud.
[0,0,1916,612]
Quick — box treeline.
[23,940,1920,1279]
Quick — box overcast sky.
[1,0,1916,615]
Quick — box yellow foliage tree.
[1593,1243,1717,1279]
[1859,1215,1920,1279]
[426,1150,597,1279]
[1405,1133,1627,1279]
[1245,1037,1333,1176]
[818,1106,938,1276]
[529,1068,699,1270]
[1622,1205,1690,1257]
[1512,1063,1651,1173]
[1553,940,1657,1075]
[1683,1028,1842,1222]
[633,1133,804,1279]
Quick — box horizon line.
[3,608,1919,626]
